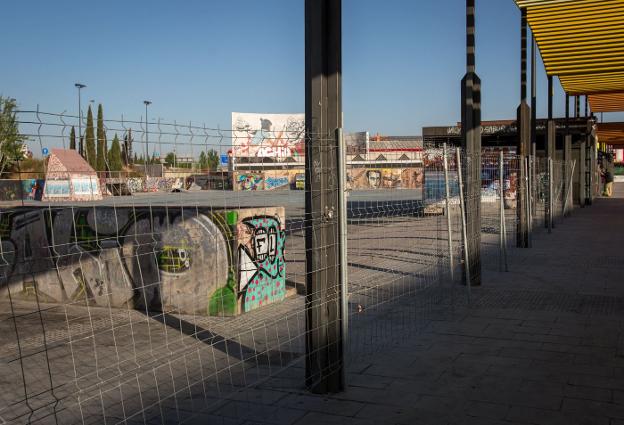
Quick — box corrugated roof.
[589,93,624,113]
[514,0,624,97]
[50,148,97,174]
[596,122,624,146]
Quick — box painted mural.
[0,206,286,316]
[236,214,286,312]
[347,167,424,190]
[0,179,45,201]
[236,173,264,191]
[232,113,305,159]
[234,171,299,191]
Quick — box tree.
[108,134,123,172]
[0,97,27,176]
[85,105,96,169]
[69,126,76,150]
[164,152,176,167]
[122,128,133,165]
[199,149,220,171]
[208,149,219,170]
[96,104,107,171]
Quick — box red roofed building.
[43,149,102,201]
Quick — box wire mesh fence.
[0,110,580,424]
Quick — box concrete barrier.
[0,206,286,316]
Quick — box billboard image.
[232,112,305,159]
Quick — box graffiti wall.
[234,171,302,191]
[347,167,424,190]
[0,206,286,316]
[232,113,305,160]
[0,179,45,201]
[236,209,286,312]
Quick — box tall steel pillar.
[530,34,537,155]
[304,0,345,394]
[545,75,555,229]
[461,0,482,287]
[516,7,530,248]
[563,94,572,216]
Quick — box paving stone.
[564,385,612,403]
[506,405,609,425]
[464,400,509,420]
[277,393,366,417]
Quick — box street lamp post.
[75,83,86,155]
[144,100,152,176]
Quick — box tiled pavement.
[2,185,623,424]
[217,184,624,425]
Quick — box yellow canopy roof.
[596,123,624,146]
[514,0,624,97]
[589,93,624,113]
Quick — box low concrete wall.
[0,206,286,316]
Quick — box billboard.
[232,112,305,159]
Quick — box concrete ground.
[1,185,622,424]
[220,183,624,425]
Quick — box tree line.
[1,97,222,177]
[69,104,128,172]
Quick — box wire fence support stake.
[499,151,509,272]
[548,158,554,233]
[443,143,455,282]
[524,156,531,248]
[336,128,348,388]
[563,159,576,217]
[456,147,471,302]
[527,155,534,247]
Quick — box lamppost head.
[144,100,152,106]
[75,83,86,89]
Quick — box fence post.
[336,128,349,388]
[527,155,533,246]
[548,158,553,233]
[524,157,531,247]
[499,151,508,272]
[563,160,576,217]
[304,0,344,394]
[456,148,471,301]
[443,144,455,282]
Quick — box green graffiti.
[208,274,237,316]
[158,245,192,273]
[72,211,99,251]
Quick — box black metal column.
[530,33,537,154]
[545,75,555,229]
[563,94,572,216]
[304,0,344,394]
[516,7,530,248]
[461,0,482,287]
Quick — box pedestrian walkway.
[213,183,624,425]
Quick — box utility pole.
[144,100,152,175]
[75,83,86,155]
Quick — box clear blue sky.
[3,0,622,136]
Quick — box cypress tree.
[96,104,107,171]
[108,134,123,172]
[69,126,76,150]
[85,105,96,169]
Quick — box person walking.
[605,167,614,197]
